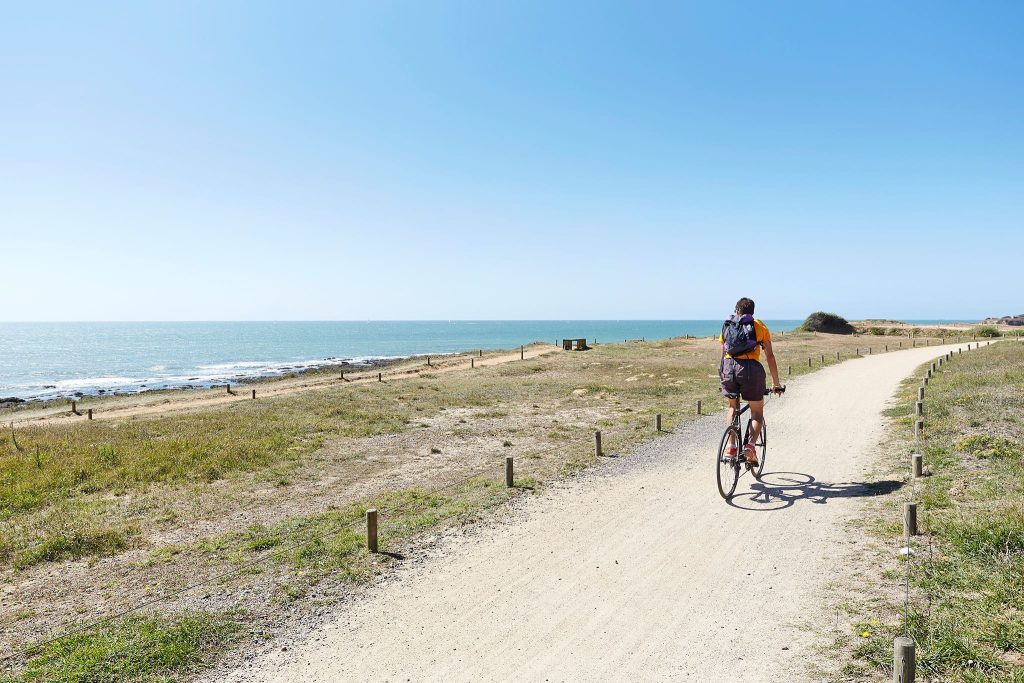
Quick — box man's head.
[735,297,755,316]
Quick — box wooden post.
[836,351,840,361]
[926,369,932,379]
[915,401,923,416]
[71,400,78,415]
[471,358,475,369]
[696,400,702,415]
[87,409,93,420]
[913,340,916,348]
[252,389,256,400]
[918,387,924,401]
[788,365,792,376]
[905,502,918,537]
[894,637,916,683]
[821,354,825,363]
[427,356,431,366]
[595,430,602,457]
[226,383,231,395]
[923,376,929,386]
[808,357,812,368]
[378,372,382,382]
[899,341,902,348]
[340,370,344,380]
[505,456,514,488]
[480,349,483,357]
[913,453,924,477]
[869,347,872,354]
[915,420,924,439]
[885,344,888,351]
[366,509,378,552]
[656,414,662,431]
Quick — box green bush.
[974,326,1002,338]
[868,327,886,336]
[800,312,855,335]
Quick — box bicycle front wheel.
[717,426,741,499]
[744,419,767,479]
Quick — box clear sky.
[2,1,1021,321]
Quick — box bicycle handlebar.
[765,385,787,396]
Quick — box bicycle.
[716,386,785,499]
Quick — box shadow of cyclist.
[726,471,903,511]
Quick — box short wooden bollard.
[913,340,916,348]
[836,351,840,360]
[820,354,825,363]
[71,400,78,415]
[788,365,792,376]
[252,389,256,400]
[595,430,602,457]
[869,347,872,354]
[226,383,231,395]
[918,387,924,401]
[340,370,344,380]
[923,376,929,386]
[520,345,524,360]
[958,348,961,355]
[378,372,382,382]
[505,456,514,488]
[885,344,888,351]
[938,357,943,367]
[915,401,923,416]
[479,349,483,357]
[808,357,812,368]
[915,420,924,439]
[366,509,378,553]
[656,414,662,431]
[696,400,702,415]
[894,636,916,683]
[427,356,431,366]
[913,453,924,477]
[899,341,902,348]
[87,409,93,420]
[905,502,918,537]
[926,368,932,378]
[471,358,475,369]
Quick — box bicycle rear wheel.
[744,419,767,479]
[717,426,741,499]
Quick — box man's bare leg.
[726,397,739,451]
[745,400,765,462]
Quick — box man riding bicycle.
[719,298,784,466]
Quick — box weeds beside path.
[0,331,965,681]
[839,340,1024,682]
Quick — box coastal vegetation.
[0,329,964,681]
[801,311,855,334]
[841,340,1024,681]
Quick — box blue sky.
[2,1,1021,321]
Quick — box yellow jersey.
[719,318,772,361]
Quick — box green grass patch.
[849,340,1024,680]
[1,611,243,683]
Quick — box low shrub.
[801,312,855,335]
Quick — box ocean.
[0,319,964,401]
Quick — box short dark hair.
[735,297,755,315]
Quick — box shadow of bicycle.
[727,471,904,511]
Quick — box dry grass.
[0,329,962,679]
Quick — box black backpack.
[721,314,758,357]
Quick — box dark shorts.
[720,358,767,402]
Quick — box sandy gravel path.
[217,342,967,682]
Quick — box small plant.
[502,440,513,448]
[430,447,442,454]
[974,326,1002,338]
[801,312,855,335]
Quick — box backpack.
[721,314,758,357]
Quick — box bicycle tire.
[744,419,768,479]
[717,426,741,499]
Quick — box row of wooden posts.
[894,339,992,682]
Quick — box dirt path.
[215,343,967,682]
[5,345,558,428]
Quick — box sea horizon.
[0,319,975,401]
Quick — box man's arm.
[763,339,783,391]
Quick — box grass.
[845,340,1024,681]
[0,611,243,683]
[0,331,964,681]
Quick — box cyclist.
[718,297,784,465]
